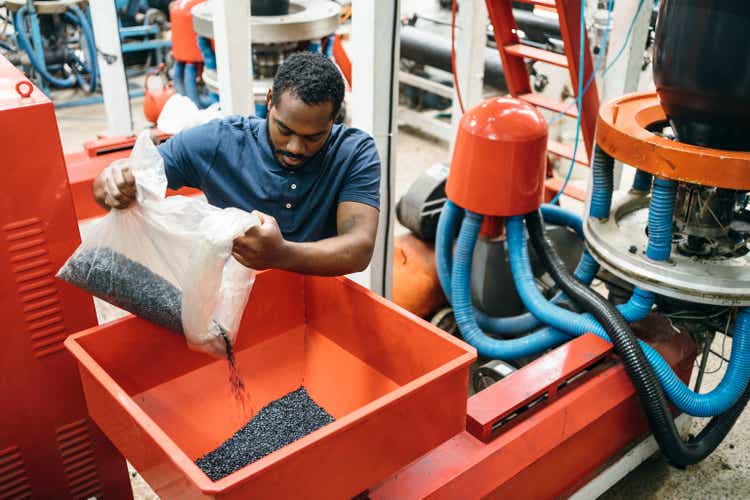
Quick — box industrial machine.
[1,0,170,102]
[165,0,341,116]
[429,0,750,474]
[3,0,750,498]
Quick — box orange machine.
[0,58,132,498]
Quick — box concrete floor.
[58,96,750,499]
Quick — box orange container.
[65,271,475,498]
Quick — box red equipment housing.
[446,96,548,216]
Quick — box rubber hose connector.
[589,145,614,219]
[524,210,750,467]
[646,178,676,261]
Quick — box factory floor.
[56,98,750,499]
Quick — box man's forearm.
[278,235,373,276]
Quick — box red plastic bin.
[65,271,476,498]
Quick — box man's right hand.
[94,161,137,209]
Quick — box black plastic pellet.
[59,246,184,333]
[195,386,334,481]
[61,247,251,403]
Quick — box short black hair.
[271,52,345,120]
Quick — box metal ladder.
[485,0,599,202]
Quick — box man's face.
[266,90,334,169]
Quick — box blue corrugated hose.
[451,211,570,359]
[436,200,598,335]
[646,178,677,261]
[590,145,615,219]
[173,61,186,96]
[15,6,76,88]
[184,62,216,109]
[196,37,219,104]
[506,215,750,417]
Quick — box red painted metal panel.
[467,334,613,442]
[0,56,132,498]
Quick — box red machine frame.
[0,57,132,498]
[372,328,694,498]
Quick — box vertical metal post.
[212,0,252,116]
[88,0,133,136]
[351,0,400,298]
[450,0,488,151]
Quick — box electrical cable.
[450,0,465,114]
[547,0,588,206]
[547,0,646,204]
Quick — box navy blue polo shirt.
[157,116,381,242]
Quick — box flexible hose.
[523,210,750,467]
[196,37,219,104]
[538,203,583,238]
[646,178,677,261]
[589,145,615,219]
[173,61,186,96]
[184,62,200,105]
[62,6,98,93]
[451,211,570,359]
[184,63,216,109]
[436,200,597,335]
[14,7,76,88]
[632,169,653,192]
[197,36,216,70]
[507,215,750,417]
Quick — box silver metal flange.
[191,0,340,43]
[584,191,750,306]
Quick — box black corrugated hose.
[525,210,750,468]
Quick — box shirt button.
[291,184,297,190]
[285,203,292,209]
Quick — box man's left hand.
[232,211,290,270]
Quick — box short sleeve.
[337,137,381,209]
[157,120,222,190]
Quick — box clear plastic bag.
[58,131,258,356]
[156,94,222,135]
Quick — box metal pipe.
[400,25,505,89]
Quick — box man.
[93,52,380,275]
